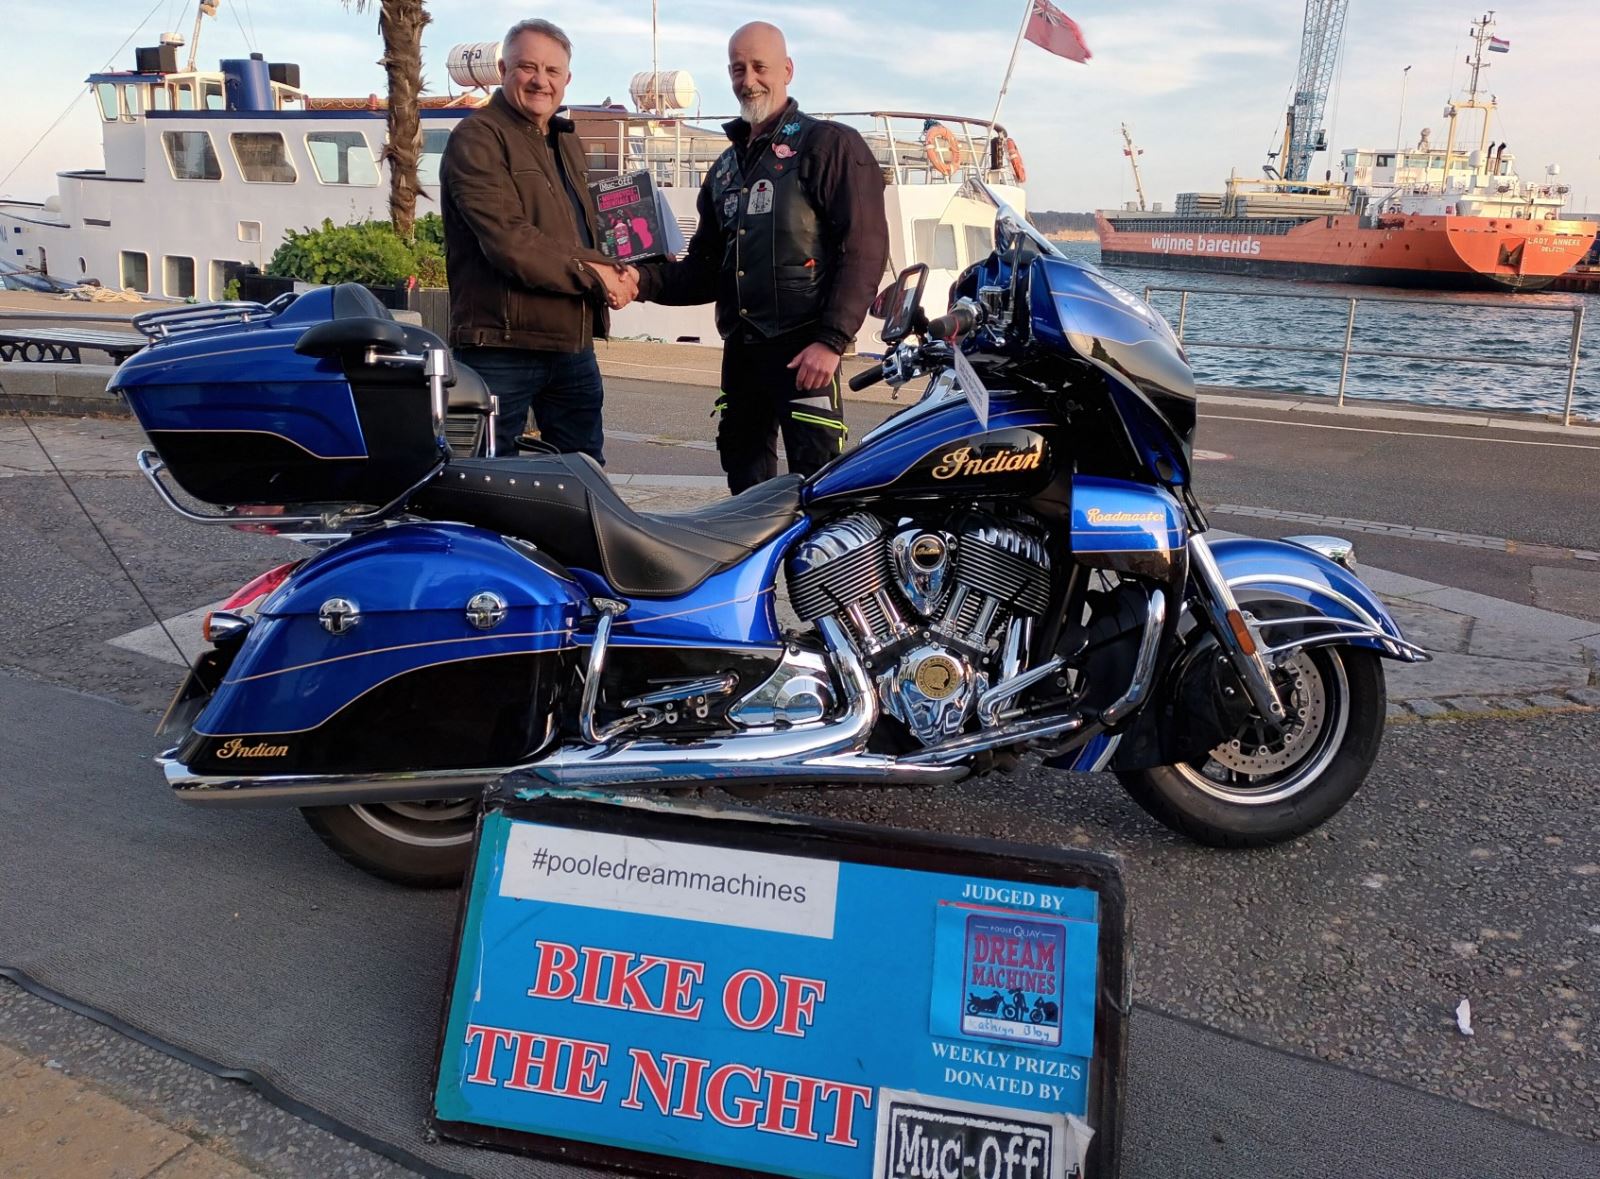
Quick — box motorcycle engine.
[786,511,1051,746]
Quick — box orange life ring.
[924,125,960,176]
[1006,137,1027,183]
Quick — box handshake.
[585,262,641,311]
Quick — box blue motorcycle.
[115,191,1426,885]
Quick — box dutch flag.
[1487,35,1510,53]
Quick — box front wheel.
[1115,645,1385,847]
[300,799,476,887]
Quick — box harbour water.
[1055,241,1599,422]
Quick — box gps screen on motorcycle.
[877,262,928,345]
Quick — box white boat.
[0,32,1027,351]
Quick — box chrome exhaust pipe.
[162,755,514,808]
[511,618,965,790]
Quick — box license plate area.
[155,648,233,739]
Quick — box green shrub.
[266,218,446,287]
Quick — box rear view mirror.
[879,264,929,345]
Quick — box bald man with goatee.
[634,22,889,493]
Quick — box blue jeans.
[454,346,605,464]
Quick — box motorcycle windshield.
[973,183,1196,455]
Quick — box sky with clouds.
[4,0,1597,214]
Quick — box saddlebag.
[173,523,586,777]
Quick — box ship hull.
[1095,213,1597,293]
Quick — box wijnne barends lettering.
[528,845,809,904]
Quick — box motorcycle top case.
[175,523,587,776]
[112,284,441,507]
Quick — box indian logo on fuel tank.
[930,441,1043,480]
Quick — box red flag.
[1025,0,1092,64]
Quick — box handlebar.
[925,302,979,341]
[848,362,885,392]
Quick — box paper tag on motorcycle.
[431,794,1129,1178]
[952,346,990,431]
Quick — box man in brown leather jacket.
[440,19,636,460]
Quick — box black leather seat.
[411,455,804,597]
[447,361,491,411]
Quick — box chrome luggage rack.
[136,449,442,539]
[131,299,280,341]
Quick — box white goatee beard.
[739,93,773,125]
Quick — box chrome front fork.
[1187,535,1286,727]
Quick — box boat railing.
[577,110,1019,190]
[1141,285,1588,427]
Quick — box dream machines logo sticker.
[960,914,1065,1047]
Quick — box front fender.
[1208,537,1427,662]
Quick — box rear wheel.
[1115,644,1385,847]
[300,799,476,887]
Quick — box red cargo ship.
[1097,14,1596,292]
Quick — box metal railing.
[1141,285,1588,427]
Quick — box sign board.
[432,796,1128,1178]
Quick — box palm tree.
[343,0,431,240]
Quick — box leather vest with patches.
[708,112,826,339]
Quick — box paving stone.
[1444,696,1495,713]
[1464,618,1589,665]
[1383,600,1471,655]
[1407,699,1449,719]
[1565,687,1600,708]
[1490,697,1533,712]
[1406,586,1600,641]
[0,1044,187,1178]
[1385,701,1410,723]
[1385,651,1588,701]
[1530,694,1577,710]
[1530,565,1600,621]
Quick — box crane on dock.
[1119,123,1148,211]
[1266,0,1349,181]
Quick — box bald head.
[728,21,793,130]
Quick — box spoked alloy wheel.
[1116,642,1386,848]
[300,798,477,887]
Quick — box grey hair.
[502,19,572,66]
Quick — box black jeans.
[717,331,846,494]
[454,345,605,463]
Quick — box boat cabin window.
[96,83,120,122]
[305,131,379,186]
[231,132,298,183]
[210,260,243,300]
[202,81,225,111]
[124,86,143,117]
[174,82,195,110]
[150,85,170,111]
[120,251,150,293]
[162,255,196,299]
[237,221,262,243]
[162,131,223,181]
[912,219,959,270]
[417,128,450,187]
[964,224,994,265]
[1376,154,1393,167]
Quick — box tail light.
[203,560,302,645]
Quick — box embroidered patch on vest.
[773,143,795,159]
[747,178,775,215]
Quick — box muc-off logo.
[873,1091,1066,1179]
[961,914,1065,1048]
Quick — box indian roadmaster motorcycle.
[116,189,1427,886]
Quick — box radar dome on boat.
[629,70,696,113]
[445,42,502,90]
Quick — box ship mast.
[1441,12,1499,184]
[186,0,220,72]
[1120,123,1148,212]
